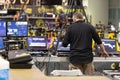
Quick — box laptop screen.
[7,21,28,37]
[0,21,6,37]
[27,36,47,50]
[102,39,116,52]
[0,37,4,50]
[53,41,70,52]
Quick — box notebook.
[27,36,48,51]
[53,41,70,52]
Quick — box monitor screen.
[7,21,28,37]
[102,39,116,52]
[7,9,20,15]
[0,21,6,37]
[53,41,70,52]
[41,0,62,5]
[27,36,47,50]
[0,37,4,50]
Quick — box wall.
[87,0,108,26]
[109,0,120,29]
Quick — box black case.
[8,50,32,64]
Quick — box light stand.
[53,0,88,56]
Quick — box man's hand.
[99,44,109,57]
[101,50,109,57]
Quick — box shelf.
[0,16,56,20]
[0,16,72,20]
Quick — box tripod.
[53,0,88,55]
[68,0,88,22]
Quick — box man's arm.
[91,25,109,57]
[62,27,70,47]
[99,44,109,57]
[55,15,59,25]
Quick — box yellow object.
[26,8,32,14]
[111,63,115,69]
[116,41,120,51]
[98,32,101,37]
[92,40,95,50]
[111,62,120,69]
[108,32,115,39]
[28,31,30,36]
[49,37,56,48]
[36,19,43,27]
[32,32,36,36]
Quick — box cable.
[80,0,88,23]
[45,55,51,75]
[34,55,47,71]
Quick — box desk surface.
[103,70,120,75]
[10,65,111,80]
[33,56,120,62]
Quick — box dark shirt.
[58,13,67,23]
[19,10,27,21]
[62,20,102,65]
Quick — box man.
[13,4,28,21]
[55,9,68,29]
[13,11,20,21]
[19,4,29,21]
[62,12,109,75]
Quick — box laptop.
[53,41,70,52]
[0,37,5,53]
[98,39,119,55]
[27,36,48,55]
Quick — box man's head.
[59,9,63,14]
[72,12,84,22]
[21,4,27,10]
[16,11,20,15]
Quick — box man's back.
[63,20,101,64]
[64,21,99,53]
[62,12,109,74]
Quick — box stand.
[68,0,88,22]
[53,0,88,55]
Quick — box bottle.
[0,56,9,80]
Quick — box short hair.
[73,12,83,19]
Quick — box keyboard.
[108,52,120,55]
[57,52,70,57]
[28,51,48,55]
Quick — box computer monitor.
[102,39,116,52]
[27,36,47,51]
[0,21,6,37]
[7,9,20,15]
[0,37,5,52]
[53,41,70,52]
[7,21,28,37]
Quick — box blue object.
[0,21,6,37]
[0,37,4,50]
[0,69,9,80]
[53,41,70,52]
[102,39,116,52]
[7,21,28,37]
